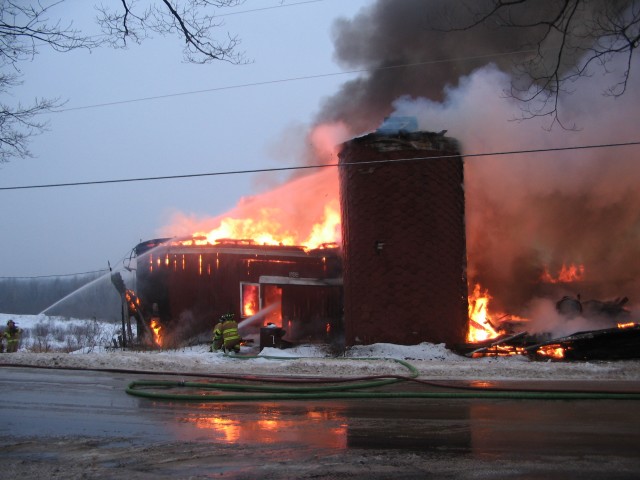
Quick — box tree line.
[0,273,122,320]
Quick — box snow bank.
[1,313,640,381]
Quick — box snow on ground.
[1,313,640,381]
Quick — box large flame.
[162,168,341,249]
[193,198,342,249]
[160,122,348,249]
[466,284,502,343]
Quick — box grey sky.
[0,0,371,277]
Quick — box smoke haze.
[313,0,640,322]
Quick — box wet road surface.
[1,366,640,479]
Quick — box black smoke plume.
[310,0,640,326]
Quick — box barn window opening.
[264,284,283,326]
[241,283,260,318]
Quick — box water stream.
[37,240,169,316]
[237,302,281,332]
[38,268,132,316]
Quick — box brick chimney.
[339,130,468,347]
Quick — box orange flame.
[541,263,585,283]
[536,344,565,359]
[194,200,342,249]
[304,201,341,248]
[243,300,257,317]
[470,344,528,358]
[199,211,297,247]
[618,322,637,329]
[467,284,501,343]
[124,290,140,313]
[242,284,260,317]
[160,120,350,249]
[150,319,163,347]
[162,169,342,249]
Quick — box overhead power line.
[216,0,324,17]
[0,269,110,280]
[1,140,638,191]
[54,49,539,113]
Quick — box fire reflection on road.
[169,402,348,449]
[148,394,640,459]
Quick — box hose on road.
[125,354,640,402]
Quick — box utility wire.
[216,0,324,17]
[0,249,136,280]
[54,49,538,113]
[0,269,110,280]
[1,140,638,191]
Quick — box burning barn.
[122,126,469,351]
[119,123,638,360]
[130,237,342,347]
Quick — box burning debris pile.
[464,288,640,361]
[464,322,640,361]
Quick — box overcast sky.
[0,0,371,277]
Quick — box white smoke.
[386,55,640,317]
[523,297,622,337]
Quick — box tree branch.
[0,0,247,163]
[443,0,640,129]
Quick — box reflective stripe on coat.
[212,322,224,350]
[221,320,241,349]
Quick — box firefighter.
[220,313,242,354]
[4,319,22,353]
[210,318,223,352]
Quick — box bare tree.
[0,0,244,163]
[448,0,640,129]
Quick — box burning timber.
[527,324,640,361]
[460,291,640,361]
[461,324,640,361]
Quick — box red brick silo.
[338,130,468,347]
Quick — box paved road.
[1,366,640,479]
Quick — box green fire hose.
[125,355,640,402]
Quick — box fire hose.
[125,355,640,402]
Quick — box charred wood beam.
[465,332,528,358]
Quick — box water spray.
[237,302,281,333]
[38,269,130,316]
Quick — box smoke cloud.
[315,0,640,319]
[390,62,640,316]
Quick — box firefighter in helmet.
[210,317,224,352]
[4,319,22,353]
[220,313,242,354]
